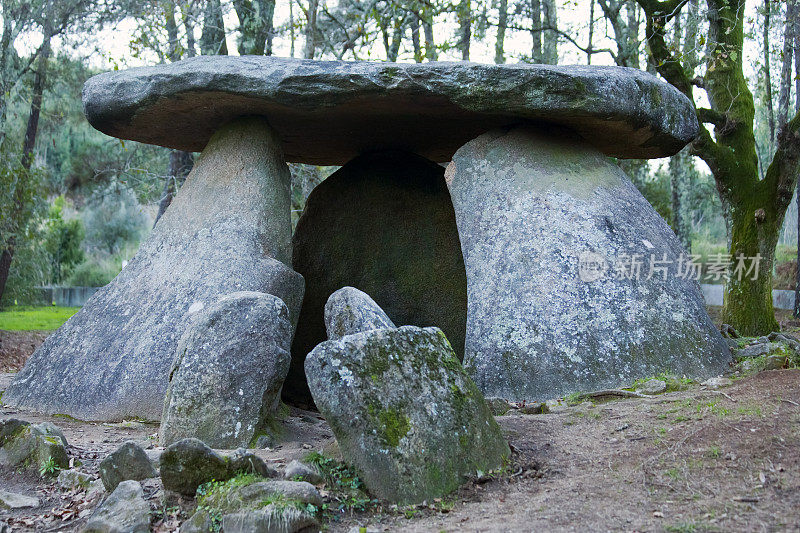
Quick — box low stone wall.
[701,284,796,310]
[38,286,101,307]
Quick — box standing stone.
[82,480,150,533]
[324,286,396,340]
[160,292,292,448]
[288,151,467,401]
[99,441,158,492]
[5,118,304,421]
[446,126,731,401]
[305,325,509,504]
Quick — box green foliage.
[39,456,60,477]
[43,196,84,284]
[82,187,149,255]
[0,305,80,331]
[305,452,377,515]
[0,153,49,306]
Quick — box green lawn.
[0,306,80,331]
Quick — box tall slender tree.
[636,0,800,334]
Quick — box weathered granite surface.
[4,118,303,421]
[305,325,509,504]
[83,56,698,162]
[287,152,466,402]
[160,291,292,448]
[446,126,731,400]
[324,286,396,340]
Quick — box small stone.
[99,441,158,492]
[160,439,276,496]
[0,490,39,509]
[227,448,278,479]
[145,449,162,471]
[702,377,733,389]
[254,435,274,449]
[82,480,150,533]
[762,354,787,371]
[484,397,511,416]
[160,291,293,449]
[180,509,214,533]
[222,508,318,533]
[283,460,322,484]
[734,343,775,360]
[58,469,94,490]
[160,439,230,496]
[0,421,69,473]
[635,379,668,395]
[237,480,323,507]
[324,286,397,340]
[519,402,549,415]
[34,422,68,446]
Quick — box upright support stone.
[446,126,731,400]
[287,151,466,402]
[5,118,303,421]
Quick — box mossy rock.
[305,326,509,504]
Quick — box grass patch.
[305,451,378,516]
[0,305,79,331]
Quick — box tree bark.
[587,0,595,64]
[669,147,694,251]
[530,0,542,62]
[457,0,471,60]
[764,0,775,151]
[777,0,795,134]
[410,14,422,62]
[232,0,276,56]
[541,0,558,64]
[422,8,437,60]
[154,150,193,228]
[304,0,318,59]
[200,0,228,55]
[495,0,507,64]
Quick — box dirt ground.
[0,331,48,373]
[2,369,799,532]
[1,314,800,532]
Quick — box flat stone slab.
[83,56,698,163]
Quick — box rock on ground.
[324,286,397,341]
[160,438,276,496]
[288,152,467,402]
[160,292,292,448]
[99,441,157,491]
[82,480,150,533]
[0,419,69,472]
[4,118,304,421]
[0,490,39,509]
[283,460,322,484]
[222,508,318,533]
[446,126,732,402]
[82,56,697,161]
[305,325,509,504]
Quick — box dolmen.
[5,57,731,421]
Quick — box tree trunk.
[200,0,228,55]
[530,0,542,62]
[21,29,51,170]
[542,0,558,64]
[794,10,800,318]
[764,0,775,151]
[777,0,795,133]
[422,8,437,60]
[154,150,193,228]
[669,147,693,251]
[723,194,780,334]
[183,3,197,57]
[0,245,12,304]
[457,0,471,60]
[587,0,595,64]
[410,15,422,62]
[232,0,275,56]
[304,0,318,59]
[495,0,507,64]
